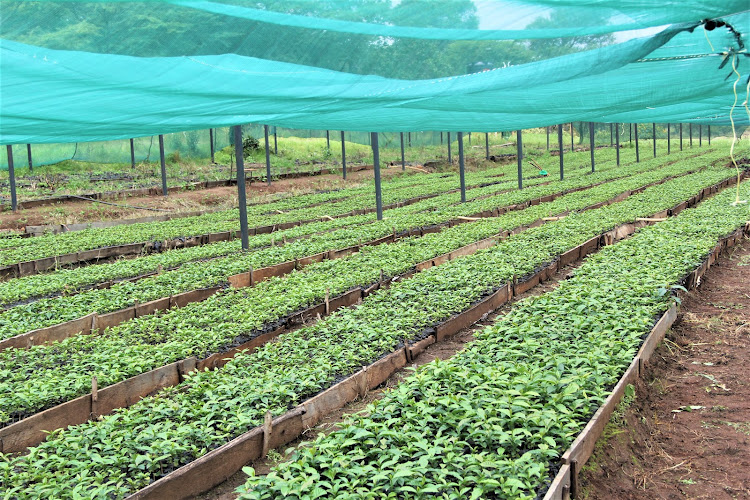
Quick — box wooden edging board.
[1,171,630,351]
[2,175,740,456]
[0,173,631,353]
[545,223,750,499]
[0,178,503,279]
[5,166,667,279]
[8,163,382,213]
[125,192,716,499]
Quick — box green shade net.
[1,1,749,145]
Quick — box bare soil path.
[0,167,410,231]
[580,237,750,499]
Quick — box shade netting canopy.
[1,0,749,144]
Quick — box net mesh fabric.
[1,1,748,149]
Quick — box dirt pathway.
[580,238,750,499]
[0,167,411,231]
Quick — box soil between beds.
[580,237,750,500]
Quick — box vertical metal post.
[680,123,683,150]
[371,132,383,221]
[274,127,278,154]
[629,123,632,142]
[699,125,702,147]
[326,130,330,150]
[458,132,466,202]
[400,132,405,171]
[589,122,595,172]
[546,126,549,150]
[610,123,613,146]
[689,124,693,147]
[667,123,671,154]
[130,138,136,169]
[233,125,249,251]
[517,129,523,190]
[708,125,711,145]
[447,132,452,163]
[485,133,490,160]
[558,125,564,180]
[652,123,656,158]
[209,129,215,163]
[408,132,411,148]
[158,134,168,196]
[340,131,347,179]
[26,144,33,173]
[440,132,443,145]
[634,124,640,162]
[615,123,620,165]
[7,145,17,211]
[570,122,574,151]
[264,125,271,186]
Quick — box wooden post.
[264,125,272,186]
[615,123,620,166]
[26,144,32,173]
[233,125,249,250]
[340,131,347,179]
[372,132,383,220]
[517,130,523,190]
[7,145,17,211]
[400,132,405,171]
[634,123,640,162]
[458,132,466,202]
[158,134,167,196]
[558,124,564,180]
[589,122,595,172]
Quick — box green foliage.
[1,159,748,498]
[236,180,750,500]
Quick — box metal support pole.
[634,124,640,162]
[440,132,443,145]
[699,125,702,147]
[546,126,549,150]
[371,132,383,221]
[264,125,271,186]
[485,133,490,160]
[274,127,278,154]
[326,130,330,150]
[589,122,595,172]
[158,134,168,196]
[708,125,711,145]
[400,132,405,171]
[558,125,564,180]
[689,123,693,147]
[26,144,33,173]
[629,123,632,142]
[610,123,613,146]
[7,145,17,211]
[653,123,656,158]
[447,132,452,163]
[209,129,215,163]
[615,123,620,166]
[517,129,523,190]
[458,132,466,202]
[570,122,574,151]
[680,123,683,150]
[130,138,135,169]
[667,123,671,154]
[341,131,347,179]
[408,132,411,148]
[233,125,249,251]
